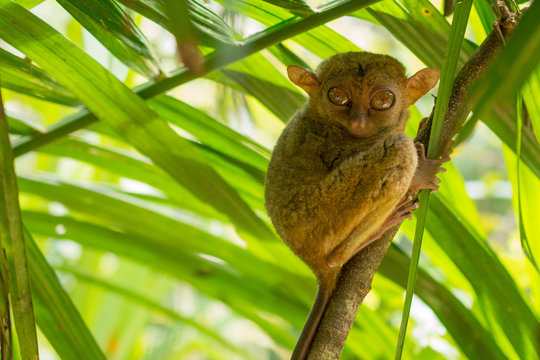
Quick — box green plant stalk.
[0,83,12,360]
[394,0,473,358]
[13,0,380,158]
[516,92,538,272]
[0,85,39,358]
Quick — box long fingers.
[431,156,450,166]
[398,202,419,214]
[415,143,426,161]
[436,167,447,174]
[396,194,413,208]
[397,202,419,222]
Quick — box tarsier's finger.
[398,194,413,207]
[438,155,451,163]
[398,212,413,222]
[432,156,450,165]
[415,143,426,159]
[436,167,447,173]
[433,177,442,184]
[398,202,419,215]
[429,183,440,191]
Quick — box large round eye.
[328,87,350,106]
[370,90,395,110]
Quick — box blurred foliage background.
[0,0,539,359]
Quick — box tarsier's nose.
[349,111,367,136]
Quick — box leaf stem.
[0,82,39,359]
[394,0,473,358]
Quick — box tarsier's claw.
[397,194,413,208]
[396,201,418,215]
[415,143,426,158]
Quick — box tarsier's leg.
[326,195,418,267]
[365,195,418,243]
[325,143,448,268]
[317,133,418,261]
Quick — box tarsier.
[265,52,449,360]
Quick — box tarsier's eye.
[370,90,395,110]
[328,87,350,106]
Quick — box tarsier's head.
[288,52,440,138]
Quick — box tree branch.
[306,7,521,360]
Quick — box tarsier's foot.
[362,196,419,246]
[409,143,450,192]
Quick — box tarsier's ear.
[287,65,320,96]
[404,68,440,105]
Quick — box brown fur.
[265,52,441,360]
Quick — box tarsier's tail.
[290,285,332,360]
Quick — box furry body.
[264,52,441,360]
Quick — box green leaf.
[0,0,273,241]
[523,65,540,143]
[56,265,250,358]
[261,0,313,15]
[148,95,270,171]
[515,92,539,272]
[117,0,238,48]
[12,0,377,157]
[381,246,508,360]
[24,228,106,359]
[483,109,540,179]
[469,1,540,131]
[56,0,158,77]
[0,48,78,105]
[428,194,540,358]
[506,137,540,274]
[6,113,43,136]
[22,209,303,348]
[12,0,42,7]
[472,0,496,35]
[360,3,448,68]
[39,138,225,220]
[217,0,363,59]
[218,69,305,121]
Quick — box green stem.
[0,84,39,358]
[13,0,379,157]
[394,0,473,358]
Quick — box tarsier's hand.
[409,143,450,192]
